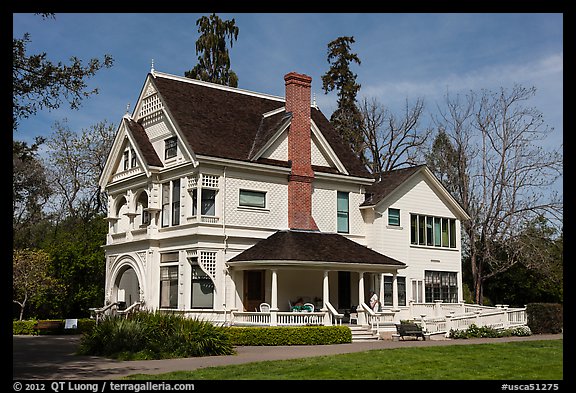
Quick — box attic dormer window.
[165,137,177,159]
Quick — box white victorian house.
[97,69,526,338]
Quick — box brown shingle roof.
[150,74,372,179]
[126,118,162,167]
[361,165,425,207]
[228,230,405,266]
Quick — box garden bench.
[395,323,426,341]
[33,320,63,335]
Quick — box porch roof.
[227,230,406,269]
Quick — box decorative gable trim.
[99,117,149,190]
[310,119,348,175]
[133,74,199,168]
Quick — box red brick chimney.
[284,72,318,231]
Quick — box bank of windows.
[424,271,458,303]
[382,276,406,307]
[159,251,216,309]
[337,191,349,233]
[410,213,457,248]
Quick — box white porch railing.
[231,311,324,326]
[358,302,397,334]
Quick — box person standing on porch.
[369,290,380,312]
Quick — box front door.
[338,271,351,309]
[243,270,265,312]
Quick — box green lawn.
[125,339,562,380]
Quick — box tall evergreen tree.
[321,36,364,162]
[185,13,239,87]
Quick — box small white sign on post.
[64,318,78,329]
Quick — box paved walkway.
[13,333,563,380]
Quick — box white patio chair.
[259,302,271,313]
[303,303,315,312]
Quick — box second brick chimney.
[284,72,319,231]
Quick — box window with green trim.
[388,208,400,226]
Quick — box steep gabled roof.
[361,164,470,220]
[149,73,372,179]
[228,230,405,267]
[125,119,162,167]
[361,165,425,207]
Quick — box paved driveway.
[13,333,563,380]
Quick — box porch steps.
[348,324,379,342]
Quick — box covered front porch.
[224,229,407,329]
[228,266,405,327]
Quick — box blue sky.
[13,12,563,160]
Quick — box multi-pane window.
[411,279,424,303]
[201,189,216,216]
[239,189,266,208]
[172,179,180,226]
[190,174,218,219]
[162,179,181,227]
[382,276,406,307]
[164,137,177,159]
[424,271,458,303]
[388,208,400,226]
[337,191,349,233]
[131,149,137,167]
[160,252,179,309]
[410,213,457,248]
[189,254,215,309]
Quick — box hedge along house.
[97,68,525,337]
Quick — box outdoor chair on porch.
[303,303,315,312]
[259,303,271,313]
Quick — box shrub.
[526,303,563,334]
[12,318,96,335]
[449,323,533,339]
[229,325,352,346]
[78,311,235,360]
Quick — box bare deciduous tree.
[359,96,431,174]
[44,119,116,222]
[428,85,563,304]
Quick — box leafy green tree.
[12,14,113,132]
[40,215,108,317]
[185,13,239,87]
[13,249,62,320]
[321,36,364,162]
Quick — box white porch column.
[322,270,329,308]
[322,270,331,326]
[270,269,278,326]
[358,271,366,325]
[379,273,385,309]
[271,269,278,310]
[358,271,365,306]
[392,272,399,310]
